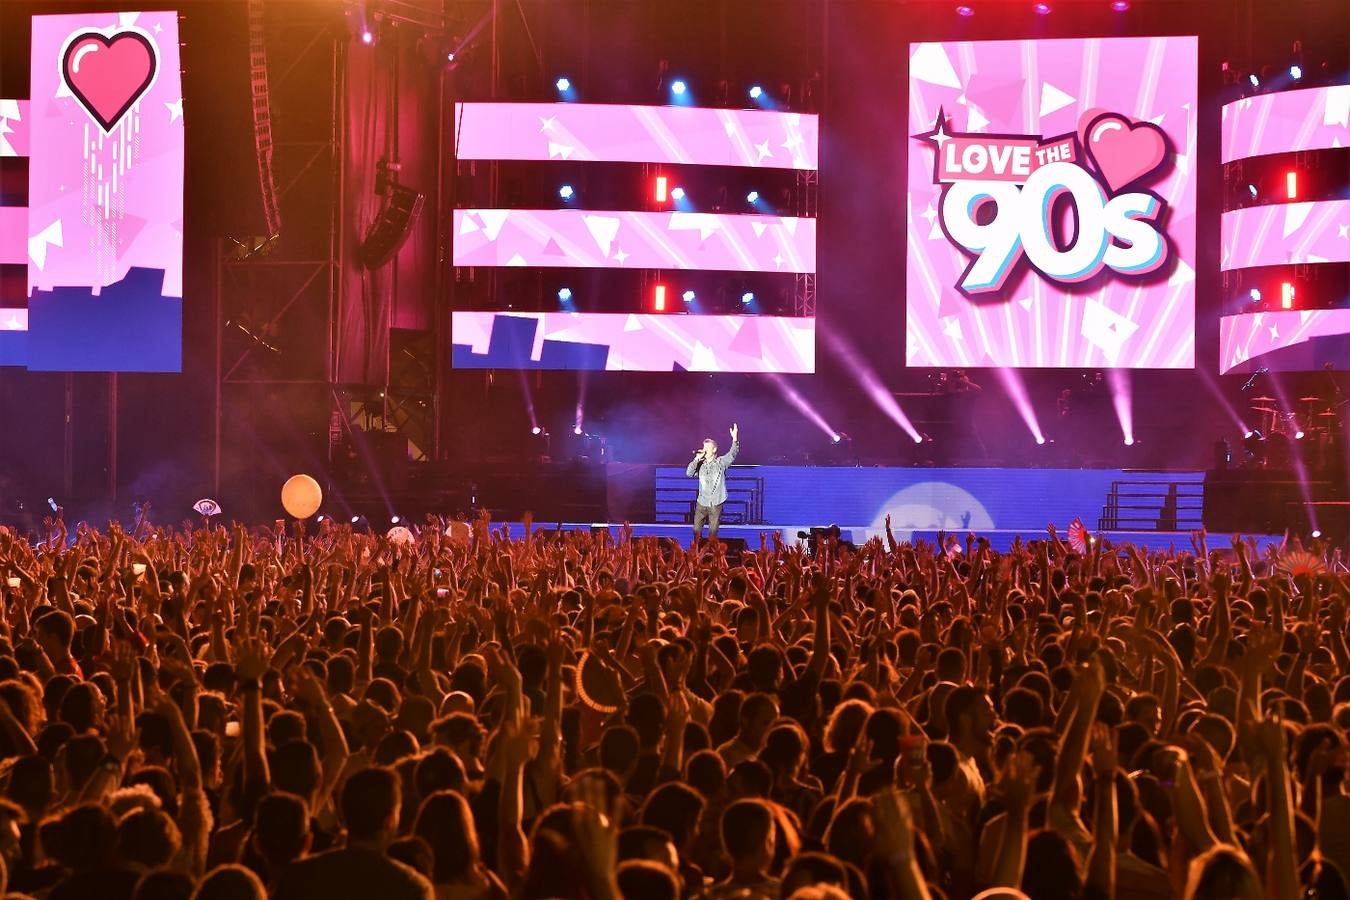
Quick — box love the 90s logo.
[915,108,1174,298]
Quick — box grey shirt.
[686,439,739,506]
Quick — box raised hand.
[730,423,738,441]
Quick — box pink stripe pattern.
[453,209,816,274]
[1220,200,1350,271]
[1220,310,1350,373]
[454,102,819,170]
[1222,86,1350,164]
[452,311,815,373]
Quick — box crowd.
[0,510,1339,900]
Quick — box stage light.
[446,52,455,62]
[1296,430,1306,440]
[1250,288,1262,302]
[316,515,325,523]
[1035,436,1046,445]
[1313,529,1323,538]
[558,184,575,200]
[573,424,583,436]
[1282,282,1295,309]
[531,426,542,436]
[956,5,974,16]
[1291,65,1302,80]
[1110,0,1129,9]
[1034,2,1051,14]
[654,176,668,203]
[671,80,687,96]
[558,287,573,302]
[741,292,755,304]
[351,515,361,523]
[361,30,374,45]
[1244,429,1254,439]
[670,187,686,201]
[1248,73,1259,88]
[1287,171,1297,199]
[995,368,1045,446]
[822,330,924,444]
[391,515,400,525]
[653,284,667,311]
[831,433,843,444]
[746,190,760,203]
[768,373,839,443]
[1108,369,1133,449]
[682,290,696,303]
[749,85,763,99]
[1247,184,1258,198]
[555,76,571,93]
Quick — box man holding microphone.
[686,423,739,543]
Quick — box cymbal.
[1249,396,1277,402]
[1318,411,1339,417]
[1250,406,1279,414]
[1298,396,1322,402]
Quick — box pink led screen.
[2,11,184,372]
[453,209,816,273]
[451,312,814,372]
[1221,86,1350,164]
[454,102,819,170]
[906,37,1198,369]
[1220,200,1349,271]
[1221,310,1350,374]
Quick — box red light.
[1281,282,1295,309]
[653,284,666,311]
[654,176,668,203]
[1287,171,1297,199]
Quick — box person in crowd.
[0,513,1330,900]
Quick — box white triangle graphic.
[1039,81,1076,117]
[910,43,962,89]
[583,215,622,256]
[478,210,511,242]
[1283,202,1313,238]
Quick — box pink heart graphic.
[62,31,157,133]
[1083,112,1168,193]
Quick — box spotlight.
[1110,0,1129,9]
[670,187,686,201]
[531,426,542,436]
[1033,2,1051,13]
[1243,430,1254,439]
[1035,436,1047,445]
[558,287,573,302]
[831,433,842,444]
[1124,438,1135,446]
[956,5,974,15]
[653,284,667,311]
[682,290,696,303]
[1296,430,1306,440]
[1313,529,1323,538]
[914,434,926,444]
[1291,64,1302,80]
[671,80,687,96]
[749,85,763,99]
[746,190,760,203]
[573,424,583,436]
[361,30,374,45]
[1248,73,1259,88]
[558,184,575,200]
[555,76,571,93]
[1250,288,1262,302]
[1247,184,1258,198]
[351,515,361,523]
[654,176,668,203]
[1287,170,1297,199]
[391,515,401,525]
[446,52,455,62]
[1282,282,1295,309]
[741,292,755,304]
[316,515,325,523]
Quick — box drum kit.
[1244,394,1344,469]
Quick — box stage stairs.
[1098,473,1205,532]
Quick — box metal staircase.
[1098,478,1204,531]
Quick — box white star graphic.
[781,134,804,152]
[153,22,162,33]
[2,316,20,330]
[612,248,629,265]
[538,116,557,133]
[1339,224,1348,239]
[930,121,952,149]
[1269,325,1279,340]
[755,141,772,161]
[772,253,784,269]
[921,203,938,225]
[165,98,183,122]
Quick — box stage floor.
[493,522,1283,554]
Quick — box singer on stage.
[686,423,739,542]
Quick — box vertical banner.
[26,10,183,371]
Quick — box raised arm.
[719,423,740,468]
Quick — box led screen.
[3,11,184,372]
[906,36,1197,369]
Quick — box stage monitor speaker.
[358,184,425,269]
